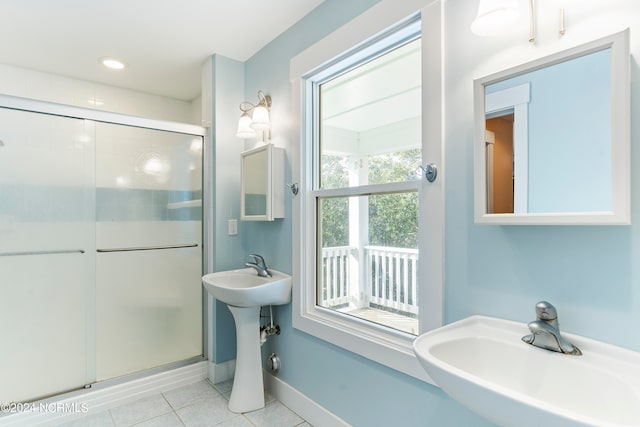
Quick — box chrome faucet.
[521,301,582,355]
[245,254,272,278]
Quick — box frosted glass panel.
[0,256,88,402]
[95,123,202,225]
[0,108,94,402]
[95,123,202,380]
[96,245,202,380]
[0,107,203,401]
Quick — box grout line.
[161,389,180,412]
[242,413,259,427]
[174,407,187,427]
[74,381,312,427]
[178,409,187,427]
[107,407,117,426]
[128,410,176,427]
[158,394,187,427]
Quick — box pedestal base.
[227,305,265,413]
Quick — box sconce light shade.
[236,112,256,138]
[250,104,270,131]
[236,91,272,140]
[471,0,520,36]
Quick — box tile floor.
[56,380,311,427]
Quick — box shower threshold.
[0,357,207,427]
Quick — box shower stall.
[0,97,205,404]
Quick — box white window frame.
[290,0,443,382]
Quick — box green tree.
[319,149,419,249]
[320,155,349,247]
[368,149,420,248]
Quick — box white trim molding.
[290,0,444,384]
[264,372,351,427]
[207,359,236,385]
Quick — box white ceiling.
[0,0,324,101]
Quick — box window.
[291,6,443,380]
[315,38,422,334]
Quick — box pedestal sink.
[413,315,640,427]
[202,268,291,413]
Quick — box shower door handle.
[0,249,85,257]
[96,243,198,253]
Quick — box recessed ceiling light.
[100,57,126,70]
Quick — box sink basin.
[202,268,291,307]
[413,315,640,427]
[201,267,292,413]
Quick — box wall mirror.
[241,143,285,221]
[473,30,630,225]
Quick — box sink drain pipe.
[260,305,280,346]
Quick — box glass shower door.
[94,123,202,381]
[0,108,95,402]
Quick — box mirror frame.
[473,29,630,225]
[240,143,285,221]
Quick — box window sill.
[292,304,435,384]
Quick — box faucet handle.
[535,301,558,321]
[249,253,267,267]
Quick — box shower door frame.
[0,93,210,396]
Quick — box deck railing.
[320,246,352,307]
[320,245,419,315]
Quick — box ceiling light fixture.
[236,90,272,141]
[100,57,126,70]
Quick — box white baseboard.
[0,361,347,427]
[0,362,208,427]
[207,359,236,384]
[264,372,351,427]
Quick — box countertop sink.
[202,268,292,307]
[413,315,640,427]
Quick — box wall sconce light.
[527,0,536,43]
[470,0,521,37]
[236,90,272,141]
[471,0,566,43]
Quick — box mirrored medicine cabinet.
[241,143,285,221]
[473,29,630,225]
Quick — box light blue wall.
[241,0,394,274]
[486,49,612,212]
[208,0,640,426]
[237,0,494,426]
[443,0,640,349]
[207,55,246,363]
